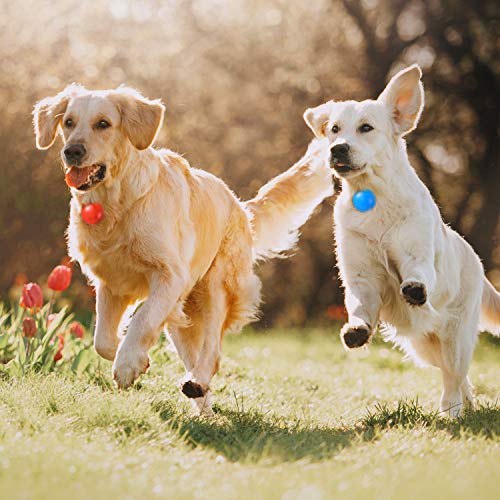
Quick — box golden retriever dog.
[33,84,332,413]
[304,64,500,417]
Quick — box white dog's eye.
[96,119,111,130]
[332,124,339,134]
[64,118,74,128]
[359,123,374,133]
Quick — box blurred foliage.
[0,0,498,326]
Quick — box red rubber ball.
[81,203,104,225]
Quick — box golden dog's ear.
[303,101,334,138]
[110,88,165,150]
[33,89,71,149]
[378,64,424,135]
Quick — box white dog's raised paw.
[401,281,427,306]
[341,323,372,349]
[112,351,150,389]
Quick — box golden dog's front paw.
[341,323,372,349]
[112,348,150,389]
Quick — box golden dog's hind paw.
[193,391,214,416]
[180,379,207,399]
[341,324,371,349]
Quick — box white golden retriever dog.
[33,84,332,413]
[304,64,500,416]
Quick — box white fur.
[305,64,500,417]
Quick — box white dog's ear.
[111,87,165,150]
[303,101,334,138]
[378,64,424,135]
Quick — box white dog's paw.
[179,373,208,399]
[340,322,372,349]
[112,347,150,389]
[401,280,427,306]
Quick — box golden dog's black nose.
[64,143,86,165]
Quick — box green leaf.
[18,337,27,365]
[4,358,22,377]
[71,347,91,376]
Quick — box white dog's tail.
[480,277,500,336]
[245,139,332,261]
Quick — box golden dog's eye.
[64,118,74,128]
[96,119,110,129]
[359,123,374,133]
[332,125,339,134]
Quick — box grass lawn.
[0,327,498,500]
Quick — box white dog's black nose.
[331,143,350,159]
[64,143,86,165]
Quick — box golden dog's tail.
[480,277,500,336]
[245,139,332,261]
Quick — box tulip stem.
[25,338,31,361]
[47,291,56,322]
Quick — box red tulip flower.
[22,317,37,338]
[20,283,43,310]
[59,256,74,270]
[54,334,65,361]
[69,321,84,339]
[48,265,72,292]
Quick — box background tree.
[0,0,498,325]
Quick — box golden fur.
[33,85,332,413]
